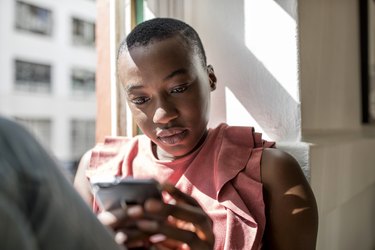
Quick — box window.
[14,59,52,93]
[72,17,95,47]
[71,119,95,160]
[14,117,52,149]
[71,68,95,93]
[15,1,53,36]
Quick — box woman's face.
[118,36,216,160]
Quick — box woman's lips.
[156,128,188,145]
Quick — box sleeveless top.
[86,123,275,250]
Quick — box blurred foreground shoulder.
[261,148,318,250]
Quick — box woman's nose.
[152,98,178,124]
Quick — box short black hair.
[118,18,207,66]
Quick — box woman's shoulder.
[260,148,319,249]
[261,148,304,188]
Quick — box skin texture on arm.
[74,150,93,206]
[261,148,319,250]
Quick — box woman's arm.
[261,148,318,250]
[73,150,93,206]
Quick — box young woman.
[75,18,318,250]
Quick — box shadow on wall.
[183,0,310,175]
[192,0,301,142]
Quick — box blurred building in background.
[0,0,97,180]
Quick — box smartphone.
[91,177,162,211]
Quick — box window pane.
[15,1,53,36]
[71,119,95,160]
[14,59,52,93]
[71,68,95,93]
[72,17,95,47]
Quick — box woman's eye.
[171,85,188,94]
[131,96,150,105]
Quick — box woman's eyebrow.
[164,68,188,81]
[124,83,143,93]
[125,69,188,93]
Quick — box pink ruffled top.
[87,123,275,250]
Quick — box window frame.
[14,1,53,36]
[14,58,52,93]
[95,0,142,142]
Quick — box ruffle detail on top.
[172,124,275,249]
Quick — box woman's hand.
[98,183,214,250]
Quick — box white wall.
[307,135,375,250]
[180,0,314,176]
[299,0,375,249]
[0,0,14,95]
[185,0,301,143]
[299,0,362,131]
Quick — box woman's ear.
[207,65,217,91]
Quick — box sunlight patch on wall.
[225,87,271,140]
[144,1,156,20]
[244,0,299,103]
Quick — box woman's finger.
[145,199,211,230]
[136,220,213,250]
[144,199,214,243]
[97,207,127,228]
[114,228,150,246]
[153,238,189,250]
[161,183,200,207]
